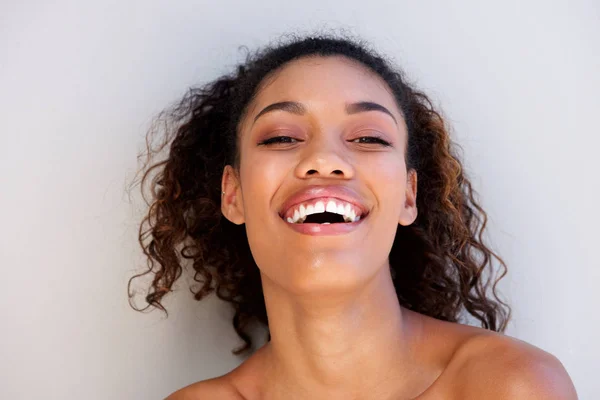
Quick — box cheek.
[239,151,290,217]
[362,153,406,187]
[238,152,293,275]
[361,154,407,214]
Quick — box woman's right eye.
[258,136,300,146]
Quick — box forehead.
[244,56,401,120]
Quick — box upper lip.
[278,185,370,218]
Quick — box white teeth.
[286,199,364,224]
[314,201,325,213]
[326,200,337,213]
[343,204,352,222]
[299,204,306,219]
[293,209,300,223]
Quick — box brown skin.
[166,57,577,399]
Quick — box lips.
[278,185,370,220]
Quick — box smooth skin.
[167,56,577,399]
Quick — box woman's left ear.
[221,165,245,225]
[399,169,418,226]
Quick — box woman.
[129,34,577,399]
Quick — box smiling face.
[221,56,418,295]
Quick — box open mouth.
[281,199,367,224]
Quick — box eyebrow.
[252,100,398,125]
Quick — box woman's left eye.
[350,136,392,146]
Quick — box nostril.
[305,169,344,176]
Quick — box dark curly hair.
[128,32,511,355]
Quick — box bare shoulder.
[164,375,244,400]
[164,346,266,400]
[448,331,578,399]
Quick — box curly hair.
[128,32,511,355]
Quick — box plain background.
[1,0,598,398]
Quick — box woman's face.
[222,56,417,294]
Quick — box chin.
[261,253,379,295]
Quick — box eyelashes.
[352,136,392,146]
[258,135,392,147]
[258,136,299,146]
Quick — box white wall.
[1,0,598,398]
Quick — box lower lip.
[282,216,367,236]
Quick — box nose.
[294,137,355,180]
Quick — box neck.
[258,265,423,399]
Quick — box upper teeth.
[285,200,362,224]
